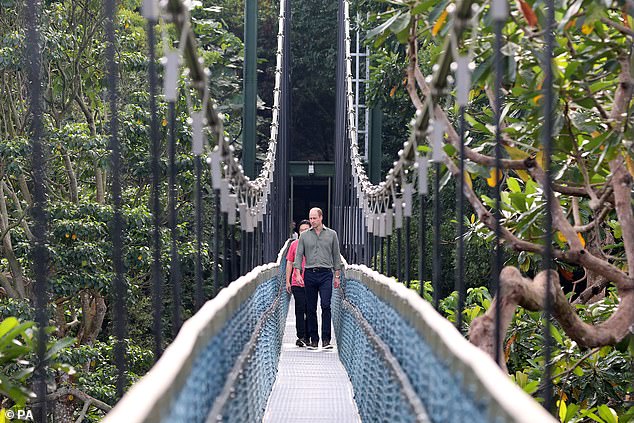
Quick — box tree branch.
[407,20,424,110]
[609,156,634,274]
[444,155,633,289]
[526,161,584,251]
[2,181,33,240]
[469,267,634,371]
[553,347,601,383]
[573,204,612,233]
[46,387,111,412]
[0,272,19,298]
[572,276,610,305]
[601,17,634,37]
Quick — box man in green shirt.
[293,207,342,350]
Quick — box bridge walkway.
[263,296,361,422]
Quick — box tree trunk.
[77,290,106,345]
[55,299,68,337]
[75,94,105,205]
[95,166,105,204]
[18,174,33,207]
[62,149,79,204]
[0,181,25,297]
[2,181,33,240]
[0,272,19,298]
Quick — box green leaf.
[522,380,539,395]
[549,323,562,345]
[581,409,606,423]
[0,317,18,337]
[412,0,437,14]
[44,337,75,361]
[558,0,583,31]
[506,177,521,193]
[366,12,401,40]
[443,143,457,157]
[597,405,617,423]
[565,402,580,422]
[509,192,527,212]
[559,400,568,423]
[389,10,411,36]
[472,55,493,86]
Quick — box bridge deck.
[263,297,361,422]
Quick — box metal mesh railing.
[334,265,556,423]
[103,243,290,423]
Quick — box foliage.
[58,338,153,410]
[377,177,495,298]
[0,0,243,419]
[364,0,634,418]
[407,282,633,422]
[289,0,339,161]
[0,317,74,406]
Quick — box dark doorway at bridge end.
[289,161,334,231]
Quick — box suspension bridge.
[13,0,630,421]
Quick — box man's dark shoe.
[307,341,318,350]
[322,342,334,350]
[296,338,306,347]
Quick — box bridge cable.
[448,0,483,341]
[230,220,237,281]
[541,0,556,412]
[25,1,49,419]
[194,154,204,311]
[223,213,229,287]
[418,193,427,296]
[404,215,411,288]
[492,0,507,369]
[104,0,128,398]
[142,1,164,359]
[379,237,384,274]
[160,0,287,267]
[396,226,402,282]
[455,106,466,331]
[386,234,391,276]
[432,162,441,310]
[167,99,182,335]
[213,191,221,295]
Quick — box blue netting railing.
[103,242,290,423]
[334,264,556,423]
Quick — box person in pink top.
[286,220,310,347]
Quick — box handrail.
[343,265,556,423]
[103,244,289,423]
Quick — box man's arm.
[332,231,342,271]
[293,237,304,270]
[332,232,342,288]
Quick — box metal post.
[242,0,257,178]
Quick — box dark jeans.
[304,269,333,344]
[291,286,307,341]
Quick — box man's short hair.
[299,219,310,227]
[311,207,323,217]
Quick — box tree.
[0,0,242,420]
[364,0,634,389]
